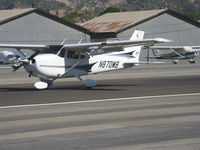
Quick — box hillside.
[0,0,199,19]
[55,0,200,15]
[0,0,68,10]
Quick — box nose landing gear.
[34,81,49,90]
[188,59,195,64]
[34,78,53,90]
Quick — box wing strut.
[170,48,184,58]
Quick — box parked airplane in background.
[0,50,20,64]
[0,30,170,89]
[148,46,200,64]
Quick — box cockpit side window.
[80,53,86,59]
[67,50,86,59]
[67,51,79,59]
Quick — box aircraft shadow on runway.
[0,83,140,92]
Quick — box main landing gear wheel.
[189,59,195,64]
[173,60,178,64]
[82,79,97,89]
[76,77,97,89]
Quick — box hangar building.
[81,9,200,46]
[0,8,90,45]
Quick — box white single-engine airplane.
[148,46,200,64]
[0,30,170,89]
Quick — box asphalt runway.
[0,75,200,107]
[0,63,200,107]
[0,64,200,150]
[1,92,200,150]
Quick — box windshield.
[40,45,63,54]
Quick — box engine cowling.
[183,46,194,52]
[183,47,199,58]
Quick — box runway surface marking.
[103,137,200,150]
[1,92,200,109]
[0,91,200,150]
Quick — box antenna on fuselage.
[61,38,67,45]
[77,38,84,44]
[57,38,67,56]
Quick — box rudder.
[124,30,145,62]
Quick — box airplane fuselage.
[24,52,136,79]
[160,52,198,60]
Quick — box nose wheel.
[34,81,49,90]
[34,78,53,90]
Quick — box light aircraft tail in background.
[148,46,200,64]
[124,30,145,63]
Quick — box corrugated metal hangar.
[0,8,199,47]
[81,9,200,46]
[0,8,90,45]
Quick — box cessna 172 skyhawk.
[148,46,200,64]
[0,30,170,89]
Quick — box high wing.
[63,38,171,52]
[0,44,48,51]
[0,38,170,53]
[150,46,200,53]
[192,46,200,49]
[150,46,200,49]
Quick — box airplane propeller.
[12,50,40,72]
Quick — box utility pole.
[31,3,34,8]
[84,2,87,22]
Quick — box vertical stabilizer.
[124,30,145,62]
[129,30,144,41]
